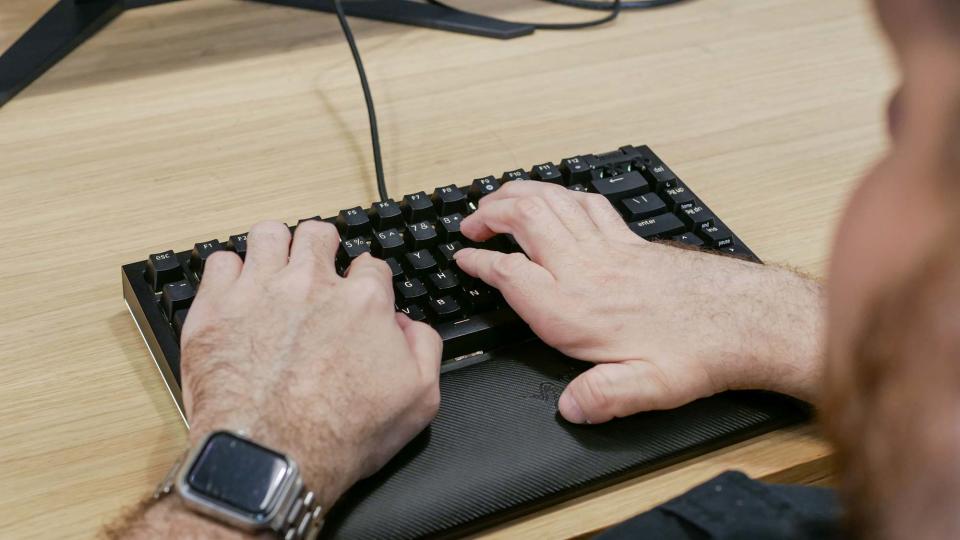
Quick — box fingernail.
[558,392,587,424]
[454,247,475,260]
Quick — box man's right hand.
[456,182,823,424]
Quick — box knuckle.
[204,250,241,272]
[587,193,610,208]
[491,252,527,280]
[353,278,392,307]
[364,254,391,276]
[577,371,615,416]
[514,196,546,222]
[423,387,441,417]
[250,220,291,241]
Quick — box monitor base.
[0,0,534,108]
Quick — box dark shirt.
[598,471,842,540]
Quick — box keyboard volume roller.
[146,250,183,291]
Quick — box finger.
[288,220,340,277]
[576,192,637,242]
[242,221,292,280]
[461,197,573,267]
[396,313,443,377]
[480,181,598,240]
[454,248,555,307]
[196,250,242,298]
[345,253,393,292]
[558,362,700,424]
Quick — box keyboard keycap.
[146,250,183,291]
[530,162,563,184]
[427,296,463,322]
[370,199,403,230]
[568,183,589,192]
[635,149,678,189]
[190,240,224,276]
[227,234,248,260]
[699,224,734,248]
[338,238,371,268]
[468,176,500,202]
[621,193,667,221]
[660,181,695,210]
[172,309,189,339]
[384,257,404,280]
[680,205,716,229]
[437,241,464,269]
[404,249,438,275]
[501,169,530,182]
[432,185,468,215]
[427,270,460,296]
[591,170,650,201]
[560,156,592,185]
[161,280,196,319]
[720,242,755,260]
[628,213,686,239]
[336,206,372,238]
[438,213,464,243]
[435,309,532,360]
[674,232,705,247]
[462,284,498,312]
[398,303,427,322]
[401,192,435,222]
[372,228,405,259]
[405,221,438,250]
[396,278,428,305]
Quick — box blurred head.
[824,0,960,538]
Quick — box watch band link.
[282,488,324,540]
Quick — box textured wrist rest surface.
[322,339,809,539]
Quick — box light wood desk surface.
[1,0,894,537]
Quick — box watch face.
[186,432,290,517]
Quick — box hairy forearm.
[729,262,825,403]
[106,497,268,540]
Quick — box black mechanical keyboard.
[123,144,757,406]
[122,145,802,539]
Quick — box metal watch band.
[154,445,324,540]
[281,487,324,540]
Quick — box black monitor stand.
[0,0,533,108]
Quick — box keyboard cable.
[333,0,389,202]
[332,0,692,203]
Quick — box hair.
[823,220,960,539]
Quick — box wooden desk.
[0,0,894,537]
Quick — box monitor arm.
[0,0,534,108]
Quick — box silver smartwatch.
[155,430,324,540]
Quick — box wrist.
[123,495,269,539]
[187,417,358,512]
[720,262,825,403]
